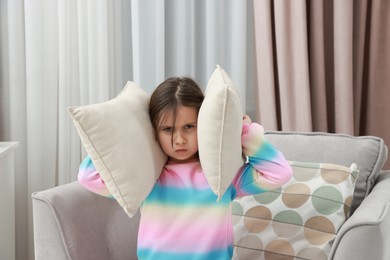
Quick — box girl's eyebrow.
[158,124,172,129]
[184,121,197,125]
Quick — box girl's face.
[157,105,199,162]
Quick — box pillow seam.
[217,85,229,198]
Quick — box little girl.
[78,77,292,260]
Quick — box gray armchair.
[32,131,389,260]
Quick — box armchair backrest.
[265,131,388,214]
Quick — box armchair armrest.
[330,171,390,260]
[32,182,140,260]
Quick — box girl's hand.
[241,118,265,156]
[243,115,252,124]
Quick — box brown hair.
[149,77,204,137]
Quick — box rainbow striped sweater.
[78,122,292,260]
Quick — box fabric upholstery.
[32,182,139,260]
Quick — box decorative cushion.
[232,161,359,260]
[264,131,388,214]
[198,65,245,200]
[68,81,167,218]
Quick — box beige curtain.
[253,0,390,169]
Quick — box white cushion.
[198,65,245,200]
[68,81,167,218]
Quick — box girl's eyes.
[162,127,173,132]
[160,124,195,132]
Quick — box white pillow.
[68,81,167,218]
[198,65,245,200]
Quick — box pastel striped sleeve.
[78,156,114,199]
[232,122,292,197]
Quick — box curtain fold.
[253,0,390,170]
[0,1,29,259]
[308,0,328,131]
[352,0,368,134]
[333,0,354,134]
[274,0,312,131]
[364,0,390,145]
[253,0,279,129]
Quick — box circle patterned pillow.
[232,161,359,260]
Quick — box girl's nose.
[174,131,186,145]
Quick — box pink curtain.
[253,0,390,169]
